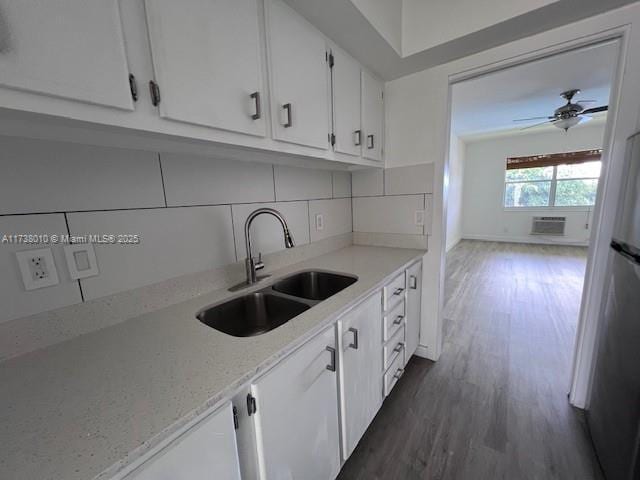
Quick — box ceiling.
[451,40,618,138]
[284,0,637,80]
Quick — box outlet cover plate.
[16,248,60,290]
[64,243,99,280]
[315,213,324,231]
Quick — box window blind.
[506,149,602,170]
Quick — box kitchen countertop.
[0,245,425,480]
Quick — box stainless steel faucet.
[244,207,295,285]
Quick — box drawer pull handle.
[354,130,362,146]
[394,368,405,380]
[393,315,404,325]
[409,275,417,290]
[348,327,359,350]
[393,287,405,296]
[326,346,336,372]
[393,342,404,353]
[283,103,293,127]
[367,134,374,149]
[250,91,261,120]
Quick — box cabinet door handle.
[283,103,293,127]
[393,342,404,353]
[393,287,405,296]
[393,315,404,325]
[367,134,374,149]
[394,368,405,380]
[326,346,336,372]
[409,275,417,290]
[354,130,362,146]
[250,91,261,120]
[348,327,359,350]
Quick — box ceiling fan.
[513,89,608,131]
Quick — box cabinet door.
[338,292,383,459]
[145,0,266,136]
[129,403,241,480]
[253,326,340,480]
[361,71,384,161]
[331,47,361,157]
[0,0,133,110]
[405,261,422,362]
[266,0,330,149]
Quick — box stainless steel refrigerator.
[587,132,640,480]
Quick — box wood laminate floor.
[337,240,602,480]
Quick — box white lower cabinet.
[252,325,341,480]
[123,262,422,480]
[405,261,422,362]
[127,403,241,480]
[338,292,383,460]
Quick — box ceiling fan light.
[554,116,581,131]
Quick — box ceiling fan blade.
[513,116,554,122]
[519,119,556,131]
[581,105,608,115]
[577,99,596,103]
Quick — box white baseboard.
[414,345,432,359]
[462,234,589,247]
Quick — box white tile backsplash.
[161,153,275,206]
[353,195,425,235]
[0,136,164,214]
[352,168,384,197]
[68,206,236,300]
[231,202,310,260]
[384,163,434,195]
[274,166,332,201]
[332,172,352,198]
[0,214,82,323]
[0,136,353,323]
[308,198,352,242]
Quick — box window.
[504,150,601,208]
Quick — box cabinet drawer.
[383,300,405,342]
[383,348,405,397]
[383,325,405,371]
[383,272,406,311]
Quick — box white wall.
[461,124,605,245]
[350,0,402,54]
[446,134,465,251]
[0,136,352,324]
[384,2,640,377]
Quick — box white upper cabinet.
[144,0,266,136]
[405,261,422,362]
[265,0,330,150]
[0,0,133,110]
[361,70,384,162]
[128,403,241,480]
[331,47,362,157]
[338,293,383,460]
[252,325,340,480]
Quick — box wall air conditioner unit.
[531,216,566,236]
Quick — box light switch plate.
[16,248,60,290]
[315,213,324,231]
[414,210,425,226]
[64,243,99,280]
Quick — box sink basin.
[272,271,357,301]
[197,292,310,337]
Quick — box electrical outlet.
[16,248,59,290]
[315,213,324,231]
[414,210,425,226]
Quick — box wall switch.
[64,243,99,280]
[414,210,425,226]
[16,248,60,290]
[315,213,324,231]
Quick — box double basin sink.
[196,271,358,337]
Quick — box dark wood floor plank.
[337,240,603,480]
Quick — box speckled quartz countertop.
[0,245,424,480]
